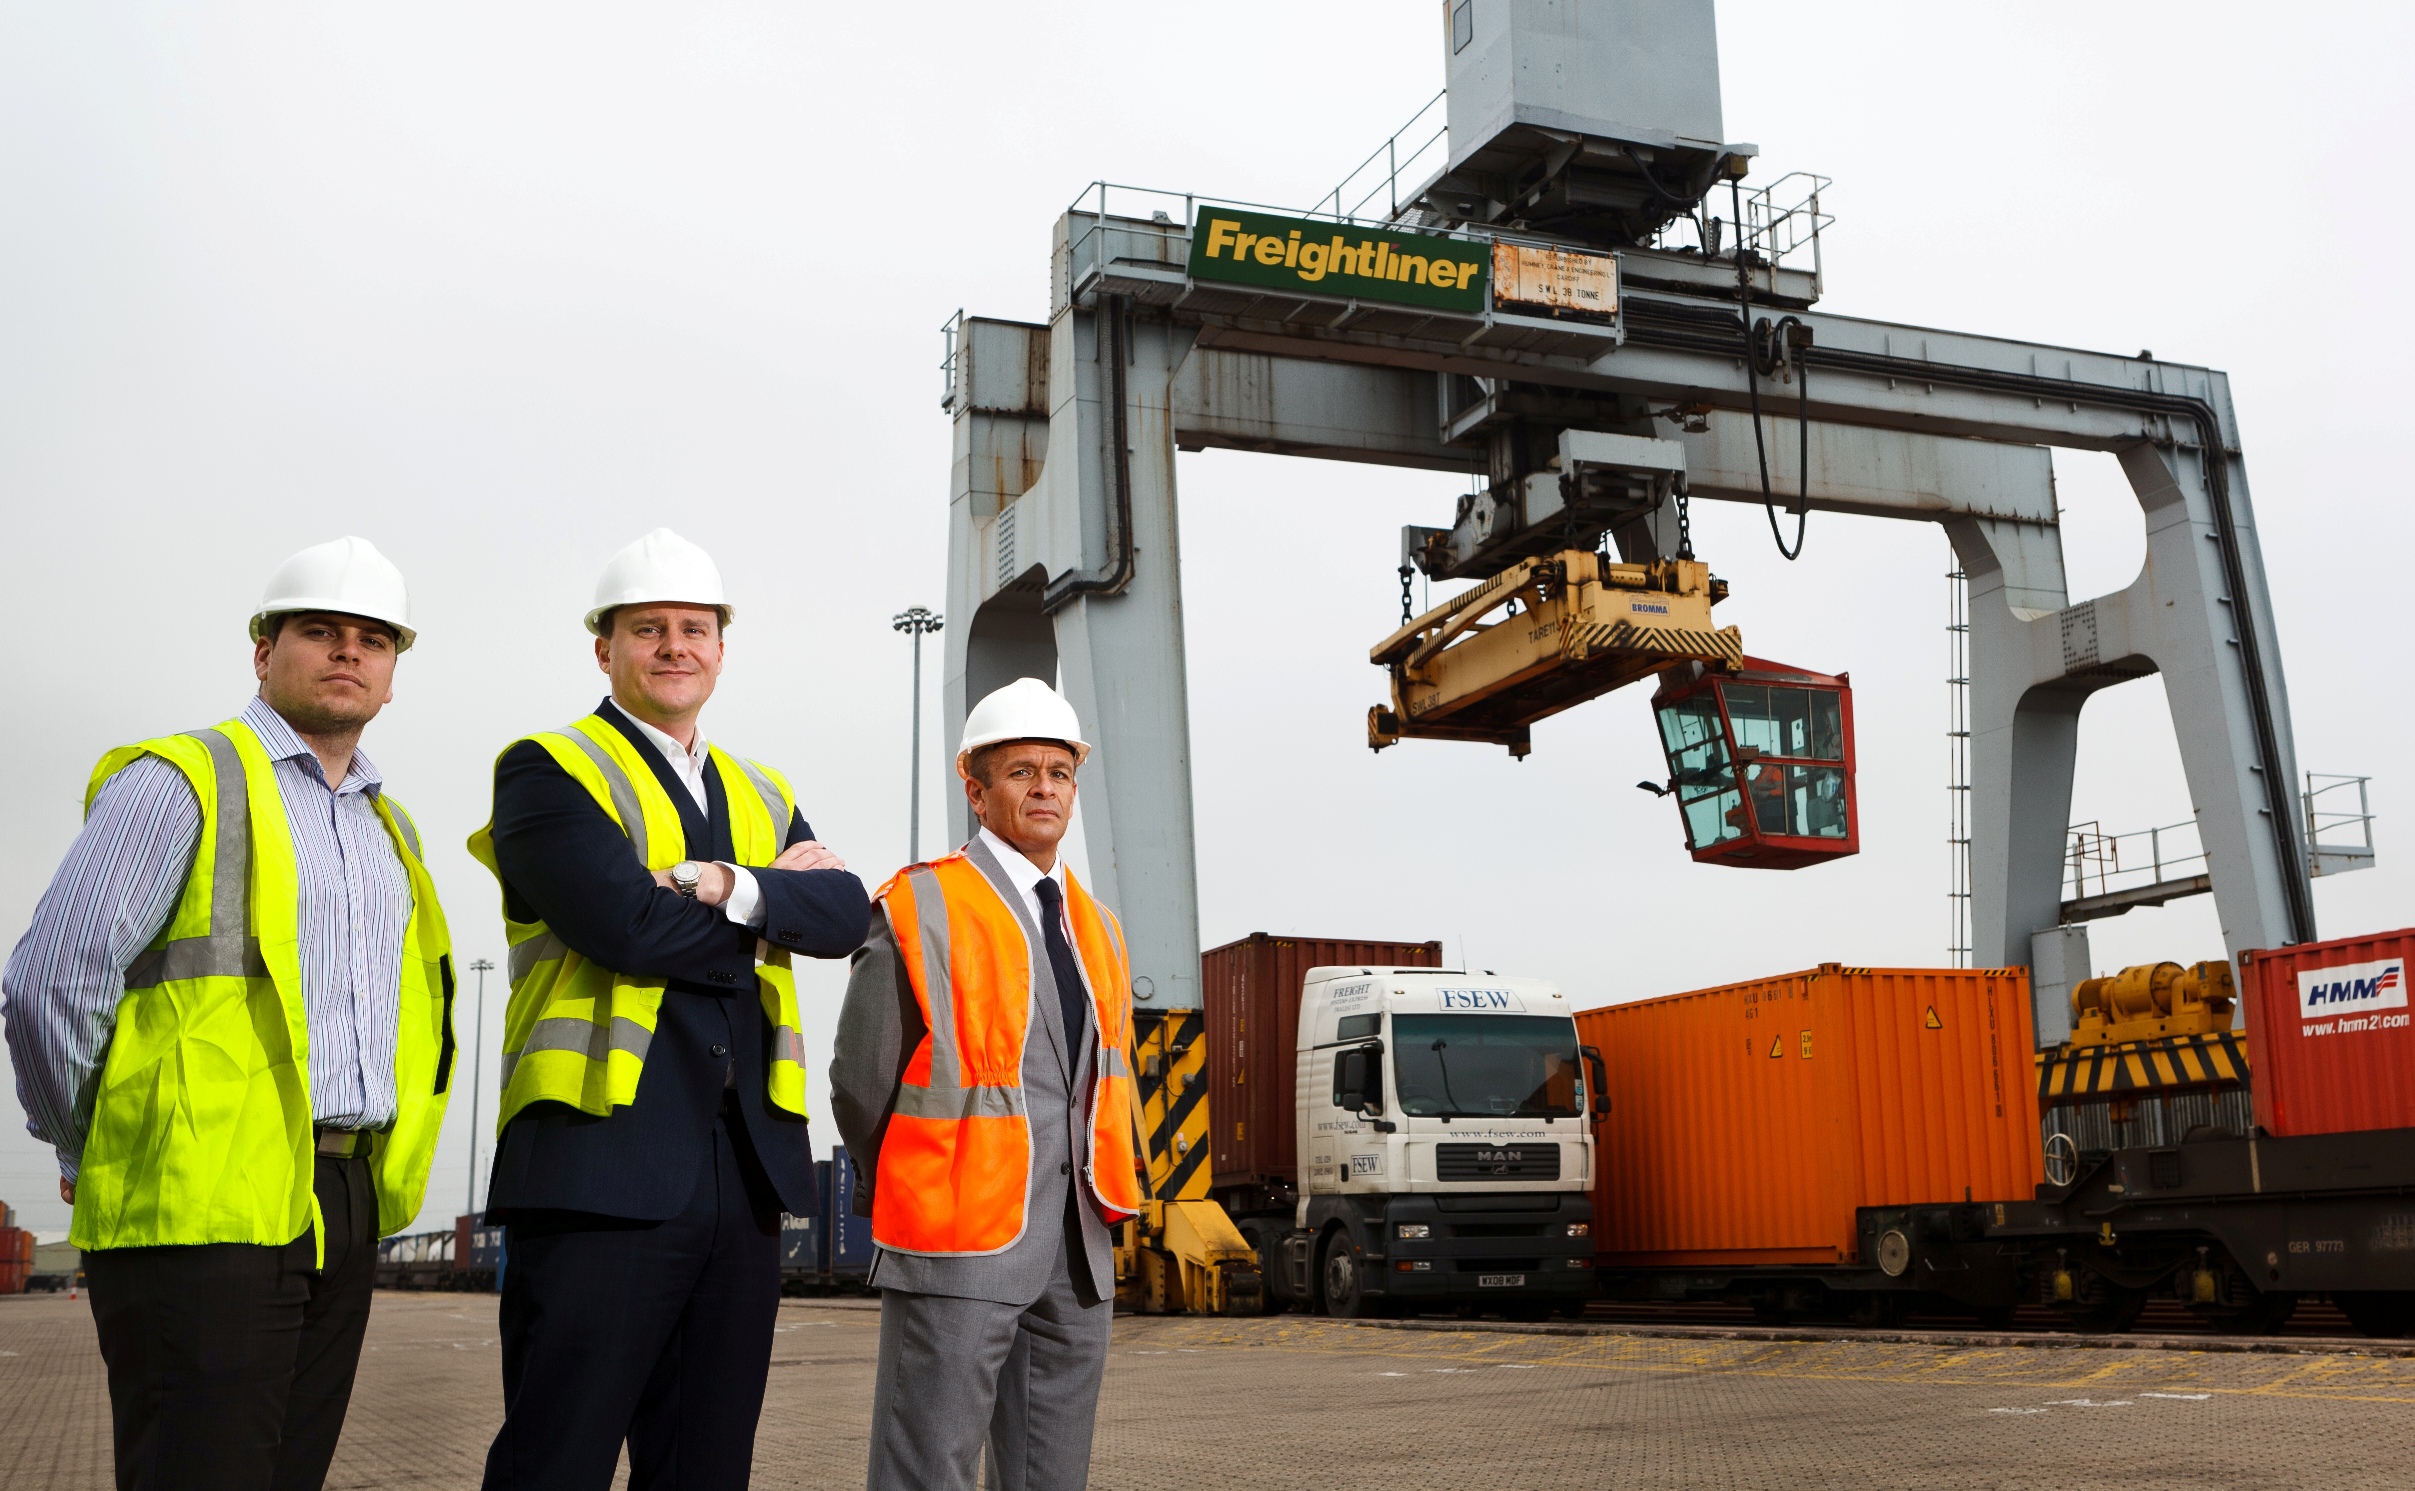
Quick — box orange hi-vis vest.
[872,848,1145,1257]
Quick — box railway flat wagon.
[1579,964,2038,1297]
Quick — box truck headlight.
[1567,1258,1593,1270]
[1565,1222,1590,1237]
[1396,1223,1431,1240]
[1395,1260,1434,1272]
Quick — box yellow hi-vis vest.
[466,713,809,1131]
[71,720,457,1257]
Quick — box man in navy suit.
[472,530,869,1490]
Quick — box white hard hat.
[585,527,733,636]
[957,677,1091,774]
[250,536,416,652]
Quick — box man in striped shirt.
[3,536,451,1491]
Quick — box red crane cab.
[1649,657,1859,869]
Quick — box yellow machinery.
[2035,959,2250,1187]
[1367,549,1740,757]
[1114,1008,1263,1314]
[2068,960,2236,1048]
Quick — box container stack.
[0,1204,30,1295]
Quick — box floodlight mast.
[940,0,2311,1051]
[892,606,944,864]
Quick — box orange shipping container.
[1576,964,2043,1268]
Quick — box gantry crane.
[938,0,2315,1310]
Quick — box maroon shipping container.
[2241,926,2415,1137]
[1202,933,1444,1198]
[0,1227,29,1295]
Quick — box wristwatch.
[670,861,703,898]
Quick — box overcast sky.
[3,2,2407,1239]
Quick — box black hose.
[1045,295,1137,613]
[1734,178,1807,560]
[1623,144,1700,208]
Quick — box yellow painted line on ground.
[1105,1319,2415,1402]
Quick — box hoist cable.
[1733,178,1808,561]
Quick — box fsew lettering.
[1435,988,1526,1012]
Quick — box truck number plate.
[1478,1273,1526,1288]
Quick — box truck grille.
[1435,1143,1561,1181]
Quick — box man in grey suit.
[830,678,1141,1491]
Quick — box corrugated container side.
[1578,965,2042,1267]
[0,1228,25,1294]
[2242,926,2415,1137]
[1204,934,1444,1192]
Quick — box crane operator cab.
[1290,968,1606,1319]
[1647,657,1858,869]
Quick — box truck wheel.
[1322,1235,1374,1320]
[1242,1226,1287,1313]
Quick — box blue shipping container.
[824,1147,874,1278]
[779,1208,823,1273]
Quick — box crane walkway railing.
[2060,772,2375,922]
[1314,89,1449,225]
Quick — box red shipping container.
[2241,926,2415,1137]
[1203,933,1444,1195]
[0,1227,29,1295]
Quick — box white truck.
[1262,965,1605,1318]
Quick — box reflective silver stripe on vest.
[771,1025,808,1068]
[390,801,423,862]
[508,932,569,984]
[892,1081,1024,1119]
[890,866,1027,1120]
[1099,1044,1130,1079]
[550,727,649,866]
[731,757,792,852]
[904,868,959,1088]
[125,728,263,990]
[499,1013,654,1089]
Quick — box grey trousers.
[866,1235,1112,1491]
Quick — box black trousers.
[482,1098,785,1491]
[84,1152,379,1491]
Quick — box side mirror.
[1332,1041,1386,1117]
[1582,1044,1611,1118]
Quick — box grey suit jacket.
[829,835,1119,1307]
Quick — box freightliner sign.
[1188,207,1488,313]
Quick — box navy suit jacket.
[484,699,870,1220]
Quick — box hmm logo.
[1436,988,1526,1012]
[2298,958,2407,1019]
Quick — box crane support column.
[1953,414,2309,1040]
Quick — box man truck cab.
[1288,967,1604,1318]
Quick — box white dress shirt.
[620,710,766,929]
[978,826,1071,942]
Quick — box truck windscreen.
[1391,1015,1581,1118]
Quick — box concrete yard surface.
[3,1291,2414,1489]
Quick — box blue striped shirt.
[3,696,412,1180]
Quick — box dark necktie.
[1032,877,1090,1057]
